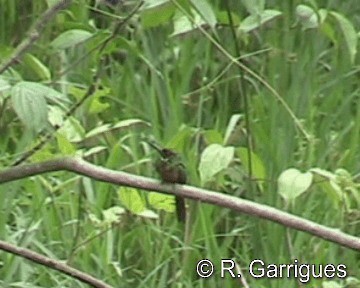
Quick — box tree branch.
[0,157,359,251]
[0,240,112,288]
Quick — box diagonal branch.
[0,157,359,251]
[0,0,72,75]
[0,240,112,288]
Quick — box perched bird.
[147,141,186,223]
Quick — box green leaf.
[199,144,234,184]
[224,114,245,146]
[51,29,93,50]
[112,119,150,130]
[11,82,48,133]
[239,9,282,33]
[56,133,76,155]
[102,206,126,226]
[0,77,11,96]
[136,210,159,219]
[23,53,51,80]
[190,0,217,28]
[83,146,107,158]
[236,147,266,191]
[203,129,223,144]
[166,126,193,151]
[295,4,319,29]
[242,0,265,15]
[141,0,175,28]
[216,11,241,26]
[48,105,64,127]
[118,187,145,214]
[278,168,313,203]
[172,10,206,36]
[89,96,110,114]
[58,116,85,142]
[310,168,345,207]
[144,0,170,9]
[335,168,360,206]
[85,124,113,139]
[329,11,358,64]
[11,81,68,109]
[148,192,175,212]
[80,119,150,144]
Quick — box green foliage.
[0,0,359,287]
[277,168,313,204]
[199,143,234,185]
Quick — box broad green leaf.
[199,144,234,184]
[11,81,68,109]
[278,168,313,203]
[190,0,216,28]
[148,192,175,212]
[330,11,358,64]
[51,29,93,50]
[11,82,48,133]
[118,187,145,214]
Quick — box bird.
[147,141,187,223]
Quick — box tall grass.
[0,0,359,287]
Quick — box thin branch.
[0,0,72,75]
[0,240,112,288]
[0,157,359,251]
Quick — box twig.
[0,240,112,288]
